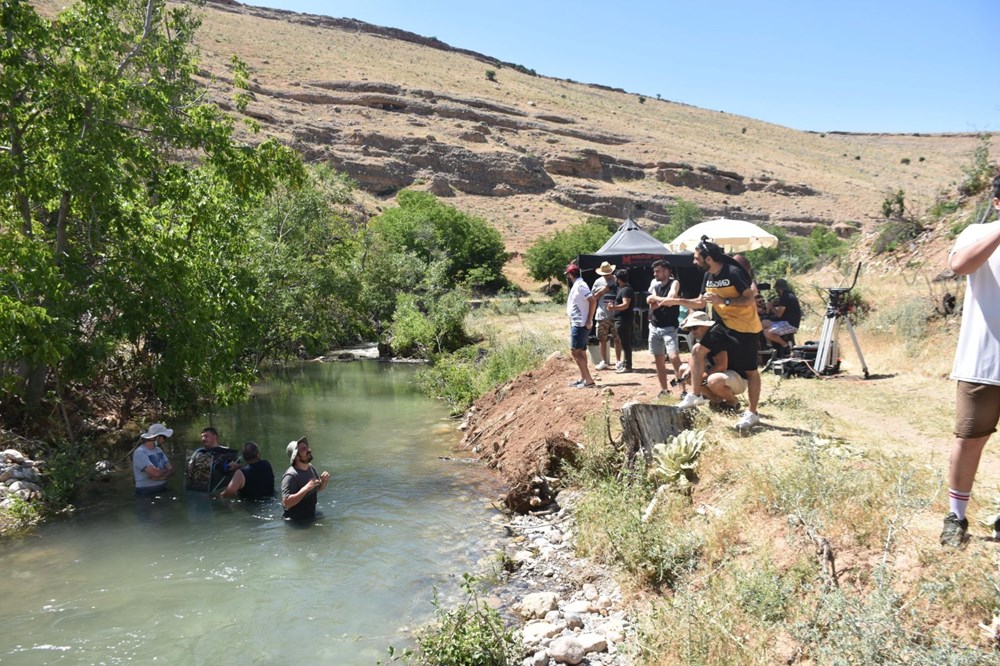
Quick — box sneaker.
[677,393,707,409]
[595,361,609,370]
[940,512,969,547]
[615,366,632,374]
[567,379,585,388]
[735,411,760,429]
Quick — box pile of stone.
[492,490,634,666]
[0,448,44,509]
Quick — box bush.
[958,134,993,197]
[873,218,924,254]
[870,296,930,355]
[523,218,615,283]
[652,197,704,244]
[484,69,496,82]
[413,574,520,666]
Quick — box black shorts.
[727,329,760,372]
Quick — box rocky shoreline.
[490,489,635,666]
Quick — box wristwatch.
[723,298,732,306]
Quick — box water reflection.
[0,361,501,665]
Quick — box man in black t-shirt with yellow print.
[676,237,763,430]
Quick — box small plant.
[638,95,646,104]
[649,429,704,487]
[958,134,992,196]
[881,189,906,219]
[413,573,520,666]
[901,157,911,165]
[484,69,496,82]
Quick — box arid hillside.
[36,0,999,274]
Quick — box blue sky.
[252,1,997,134]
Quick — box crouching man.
[676,310,747,413]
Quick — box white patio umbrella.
[666,219,778,253]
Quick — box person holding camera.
[941,175,1000,547]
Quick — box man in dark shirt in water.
[218,441,275,501]
[281,437,330,522]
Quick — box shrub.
[873,218,924,254]
[958,134,992,197]
[523,218,615,283]
[413,574,520,666]
[870,296,930,355]
[652,197,704,244]
[484,69,496,82]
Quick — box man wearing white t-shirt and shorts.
[565,263,597,388]
[941,175,1000,547]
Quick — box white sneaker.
[677,393,707,409]
[615,361,625,371]
[595,361,609,370]
[735,411,760,429]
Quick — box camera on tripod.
[814,263,869,378]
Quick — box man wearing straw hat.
[591,260,621,371]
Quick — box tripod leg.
[842,317,870,379]
[816,314,839,373]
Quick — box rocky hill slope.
[37,0,999,275]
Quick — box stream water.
[0,361,502,664]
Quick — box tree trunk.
[620,401,690,470]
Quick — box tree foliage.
[523,217,615,283]
[652,198,704,244]
[0,0,303,419]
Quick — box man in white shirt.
[941,175,1000,547]
[565,263,596,388]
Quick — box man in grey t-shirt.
[281,437,330,522]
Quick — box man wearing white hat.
[675,311,746,412]
[281,437,330,522]
[133,423,175,495]
[591,261,621,371]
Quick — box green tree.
[365,190,510,292]
[524,218,615,283]
[0,0,302,420]
[653,198,704,244]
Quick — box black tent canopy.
[575,218,701,298]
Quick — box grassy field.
[466,255,1000,664]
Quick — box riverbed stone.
[549,636,586,664]
[3,450,25,464]
[8,480,41,494]
[582,583,598,600]
[563,599,594,615]
[517,591,559,619]
[522,620,562,644]
[0,468,12,483]
[579,633,608,653]
[523,650,549,666]
[565,612,583,629]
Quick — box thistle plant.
[649,430,705,486]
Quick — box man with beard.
[677,237,763,430]
[281,437,330,522]
[645,259,683,397]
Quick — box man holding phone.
[281,437,330,522]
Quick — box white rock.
[564,613,583,629]
[3,449,25,464]
[582,583,599,600]
[544,609,561,622]
[512,550,535,564]
[524,650,549,666]
[517,591,559,619]
[548,636,585,664]
[563,600,594,615]
[578,633,608,653]
[8,480,41,494]
[522,621,562,645]
[595,595,613,609]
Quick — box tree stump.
[620,401,690,470]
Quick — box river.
[0,360,502,664]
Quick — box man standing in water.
[219,441,275,501]
[281,437,330,522]
[940,175,1000,546]
[133,423,175,495]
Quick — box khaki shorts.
[955,381,1000,439]
[597,318,619,343]
[710,370,747,395]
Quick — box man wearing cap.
[219,441,275,501]
[564,263,597,388]
[646,259,683,397]
[762,279,801,358]
[677,311,746,412]
[591,261,620,371]
[281,437,330,522]
[133,423,175,495]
